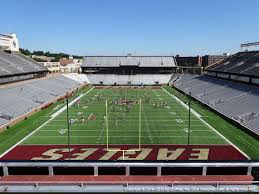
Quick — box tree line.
[19,48,83,62]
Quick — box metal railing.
[0,161,258,176]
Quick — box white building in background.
[0,33,82,73]
[0,33,19,51]
[60,63,81,73]
[41,62,61,73]
[41,61,82,73]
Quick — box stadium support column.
[66,93,71,160]
[202,166,207,176]
[126,166,130,176]
[3,165,8,176]
[187,92,191,149]
[94,166,98,176]
[48,166,54,176]
[247,166,252,175]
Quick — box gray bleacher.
[208,51,259,76]
[87,74,172,85]
[82,56,176,67]
[81,56,176,85]
[0,75,82,127]
[0,50,47,76]
[172,74,259,135]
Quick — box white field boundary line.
[21,143,229,146]
[87,113,93,120]
[51,88,100,119]
[28,135,221,139]
[40,129,212,132]
[53,106,187,108]
[0,87,95,158]
[50,119,202,121]
[162,88,202,118]
[50,115,196,118]
[44,124,206,127]
[49,115,198,118]
[0,87,80,149]
[51,88,93,118]
[161,87,250,159]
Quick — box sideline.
[0,87,94,158]
[161,87,250,159]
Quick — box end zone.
[0,144,247,161]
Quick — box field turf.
[1,86,259,160]
[21,87,227,146]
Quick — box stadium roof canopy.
[82,56,177,67]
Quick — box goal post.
[105,99,142,152]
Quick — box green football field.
[21,86,227,146]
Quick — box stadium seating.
[207,51,259,76]
[86,74,172,85]
[0,71,170,127]
[81,56,176,85]
[63,73,90,84]
[0,75,82,127]
[83,56,176,67]
[171,74,259,135]
[0,50,47,76]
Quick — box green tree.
[19,48,31,56]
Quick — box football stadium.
[0,36,259,193]
[0,1,259,193]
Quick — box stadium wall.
[0,83,86,133]
[0,71,47,85]
[204,70,259,86]
[0,161,258,193]
[175,66,203,75]
[0,161,257,176]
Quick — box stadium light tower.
[241,41,259,51]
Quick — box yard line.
[96,89,106,144]
[142,105,154,144]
